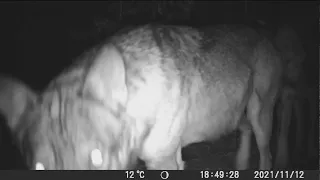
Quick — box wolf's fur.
[0,24,283,170]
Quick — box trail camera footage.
[0,2,318,170]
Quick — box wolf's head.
[0,46,141,170]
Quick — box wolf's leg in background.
[236,122,252,170]
[274,87,293,169]
[247,89,276,170]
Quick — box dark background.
[0,2,318,170]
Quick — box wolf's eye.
[90,148,103,167]
[35,162,45,170]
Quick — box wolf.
[0,24,283,170]
[251,20,310,169]
[267,25,308,169]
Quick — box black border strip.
[0,170,318,180]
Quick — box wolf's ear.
[0,76,38,131]
[83,45,128,109]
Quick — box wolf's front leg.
[142,144,184,170]
[139,92,187,170]
[139,111,186,170]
